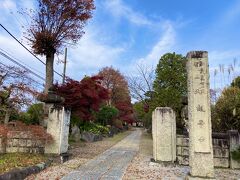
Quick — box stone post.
[0,137,6,153]
[186,51,215,179]
[228,130,240,169]
[152,110,156,159]
[45,105,71,154]
[38,91,71,155]
[152,107,176,162]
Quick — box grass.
[139,130,153,156]
[69,138,86,147]
[69,129,132,146]
[108,130,132,143]
[0,153,47,174]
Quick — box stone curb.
[0,160,52,180]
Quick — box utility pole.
[62,48,67,84]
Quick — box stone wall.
[177,132,232,168]
[0,130,45,154]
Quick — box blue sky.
[0,0,240,91]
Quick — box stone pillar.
[152,107,176,162]
[45,105,71,154]
[228,130,240,169]
[152,110,156,159]
[0,137,6,153]
[186,51,215,179]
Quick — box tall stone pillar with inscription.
[186,51,215,179]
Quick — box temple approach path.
[61,128,142,180]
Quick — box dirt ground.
[123,130,240,180]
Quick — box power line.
[0,23,64,78]
[0,61,44,88]
[0,50,45,81]
[0,48,45,77]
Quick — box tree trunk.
[4,108,10,125]
[45,52,55,94]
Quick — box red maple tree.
[0,64,38,124]
[54,76,109,121]
[115,99,134,124]
[97,67,135,124]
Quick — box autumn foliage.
[24,0,95,93]
[26,0,95,55]
[0,64,38,124]
[97,67,135,124]
[54,76,109,121]
[115,100,134,124]
[98,67,129,104]
[0,64,38,107]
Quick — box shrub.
[27,103,44,125]
[15,103,44,125]
[70,115,82,127]
[18,112,32,125]
[113,119,123,129]
[214,87,240,132]
[231,146,240,162]
[96,105,119,126]
[80,122,109,135]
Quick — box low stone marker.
[186,51,215,179]
[71,125,81,142]
[45,105,71,154]
[81,131,103,142]
[152,107,176,162]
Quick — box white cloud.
[0,35,45,69]
[1,0,16,10]
[207,50,240,89]
[0,0,179,84]
[0,0,126,82]
[123,21,176,76]
[209,50,240,78]
[66,28,126,79]
[136,21,176,66]
[103,0,153,26]
[209,50,240,67]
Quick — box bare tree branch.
[127,63,155,102]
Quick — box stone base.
[186,175,215,180]
[150,158,176,167]
[60,153,70,163]
[230,159,240,169]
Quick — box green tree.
[214,87,240,132]
[96,105,119,126]
[153,52,187,128]
[27,103,44,125]
[133,101,151,128]
[133,102,145,122]
[231,76,240,88]
[15,103,44,125]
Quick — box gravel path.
[25,130,132,180]
[26,129,240,180]
[123,130,240,180]
[62,129,142,180]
